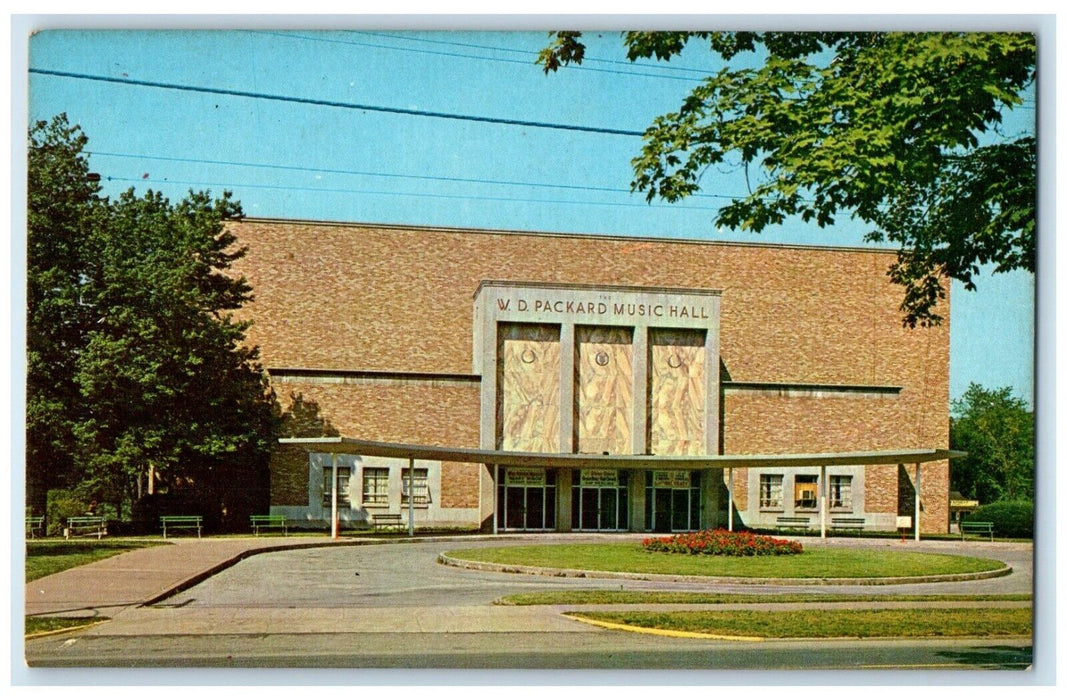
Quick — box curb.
[437,553,1013,586]
[24,618,110,640]
[560,614,1032,644]
[561,613,765,642]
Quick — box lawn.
[572,607,1032,639]
[497,591,1032,605]
[445,543,1006,579]
[25,539,166,582]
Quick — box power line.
[87,149,748,202]
[29,68,646,137]
[100,175,729,212]
[352,30,717,77]
[260,30,707,83]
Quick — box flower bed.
[643,529,803,556]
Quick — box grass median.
[570,607,1032,639]
[497,591,1032,605]
[445,543,1006,579]
[26,539,167,582]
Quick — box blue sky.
[26,29,1036,406]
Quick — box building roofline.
[230,216,899,256]
[473,279,723,299]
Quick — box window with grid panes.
[322,466,351,507]
[759,474,783,509]
[794,475,818,509]
[401,467,430,506]
[362,467,389,505]
[830,475,853,509]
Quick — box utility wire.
[260,30,707,83]
[352,30,717,77]
[29,68,646,137]
[88,149,748,202]
[100,175,728,212]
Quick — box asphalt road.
[24,536,1035,672]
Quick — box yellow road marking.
[25,619,109,639]
[562,613,764,642]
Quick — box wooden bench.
[776,516,811,532]
[160,515,202,538]
[830,517,867,532]
[960,520,994,541]
[250,514,287,536]
[65,516,107,540]
[26,515,45,539]
[371,513,404,532]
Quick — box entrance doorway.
[645,471,701,532]
[497,468,557,531]
[571,470,629,531]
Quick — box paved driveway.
[24,535,1035,671]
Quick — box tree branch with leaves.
[540,31,1036,326]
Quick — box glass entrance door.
[497,469,557,531]
[646,471,702,532]
[653,489,672,532]
[571,470,629,531]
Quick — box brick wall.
[271,381,481,511]
[270,445,310,507]
[440,461,480,509]
[230,220,949,392]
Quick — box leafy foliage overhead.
[539,32,1036,326]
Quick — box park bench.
[26,515,45,539]
[775,516,811,532]
[160,515,202,539]
[830,517,867,532]
[65,516,107,540]
[960,520,994,542]
[250,514,287,536]
[371,513,404,532]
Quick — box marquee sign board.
[579,469,619,487]
[505,468,545,486]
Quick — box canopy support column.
[408,457,415,537]
[914,462,922,542]
[820,464,827,539]
[727,467,734,532]
[330,452,339,540]
[492,464,499,535]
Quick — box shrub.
[45,489,90,537]
[643,529,803,556]
[965,500,1034,538]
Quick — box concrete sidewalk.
[25,536,358,617]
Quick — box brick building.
[230,218,952,534]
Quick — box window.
[401,467,430,506]
[794,475,818,509]
[362,468,389,505]
[323,466,351,507]
[759,474,783,509]
[830,475,853,509]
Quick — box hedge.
[964,500,1033,538]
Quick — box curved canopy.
[279,436,963,469]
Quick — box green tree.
[950,383,1033,504]
[26,114,104,512]
[27,115,279,526]
[539,32,1036,326]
